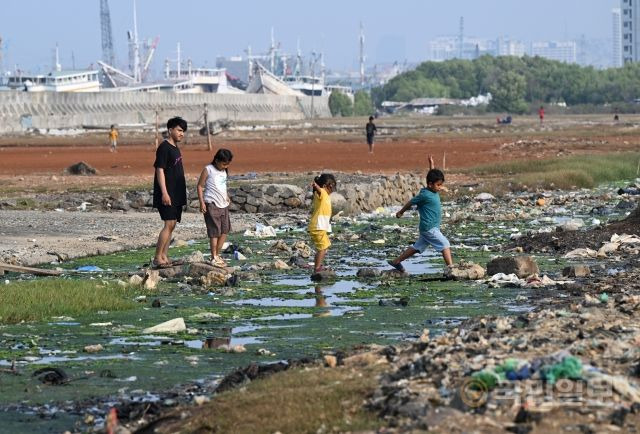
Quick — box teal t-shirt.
[410,187,441,232]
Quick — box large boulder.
[486,256,539,278]
[330,193,349,214]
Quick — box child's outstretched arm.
[428,154,435,170]
[395,200,413,218]
[311,180,321,194]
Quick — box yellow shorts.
[309,230,331,251]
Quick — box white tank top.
[204,164,229,208]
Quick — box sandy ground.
[0,210,271,266]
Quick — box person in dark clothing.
[365,116,377,154]
[152,117,188,268]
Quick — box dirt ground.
[0,115,638,188]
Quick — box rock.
[273,259,291,270]
[475,192,495,201]
[444,261,486,280]
[486,256,539,278]
[142,270,162,290]
[173,239,188,248]
[201,269,229,286]
[143,318,186,334]
[311,270,337,281]
[193,395,210,406]
[185,250,206,263]
[556,218,584,231]
[283,197,302,207]
[66,161,97,175]
[83,344,104,353]
[563,265,591,278]
[598,242,620,257]
[129,275,144,286]
[269,240,291,253]
[157,265,183,279]
[536,197,546,206]
[188,262,221,277]
[356,267,381,278]
[324,355,338,368]
[379,297,409,307]
[291,241,312,258]
[330,193,349,214]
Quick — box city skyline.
[1,0,620,74]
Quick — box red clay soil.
[0,136,635,177]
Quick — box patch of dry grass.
[151,363,386,434]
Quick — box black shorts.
[367,135,374,145]
[157,205,183,222]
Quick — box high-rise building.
[613,8,623,67]
[531,41,577,63]
[621,0,639,63]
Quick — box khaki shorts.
[309,230,331,251]
[204,203,231,238]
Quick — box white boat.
[282,75,324,96]
[5,70,100,92]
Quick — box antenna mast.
[99,0,116,66]
[359,22,365,86]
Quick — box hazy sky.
[1,0,620,73]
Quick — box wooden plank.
[0,263,62,276]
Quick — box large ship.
[5,70,100,92]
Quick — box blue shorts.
[413,228,450,253]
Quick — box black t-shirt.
[153,140,186,208]
[366,122,377,136]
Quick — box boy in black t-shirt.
[152,117,188,268]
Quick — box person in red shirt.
[538,106,545,125]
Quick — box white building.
[613,8,623,67]
[621,0,639,63]
[496,37,526,57]
[531,41,577,63]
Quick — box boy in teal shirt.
[388,154,453,272]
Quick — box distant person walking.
[152,117,188,268]
[109,125,119,152]
[365,116,377,153]
[538,106,545,125]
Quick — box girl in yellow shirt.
[308,173,336,273]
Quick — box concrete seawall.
[0,91,330,133]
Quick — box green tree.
[328,91,353,117]
[489,71,528,114]
[353,90,374,116]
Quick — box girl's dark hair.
[211,148,233,174]
[314,173,336,190]
[211,148,233,165]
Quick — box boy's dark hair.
[167,117,188,131]
[314,173,337,190]
[110,124,115,129]
[369,116,374,121]
[426,169,445,184]
[211,148,233,166]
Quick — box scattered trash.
[244,223,277,238]
[76,265,103,272]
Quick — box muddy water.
[1,183,633,432]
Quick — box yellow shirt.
[109,130,118,140]
[308,187,332,232]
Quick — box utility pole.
[204,103,212,151]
